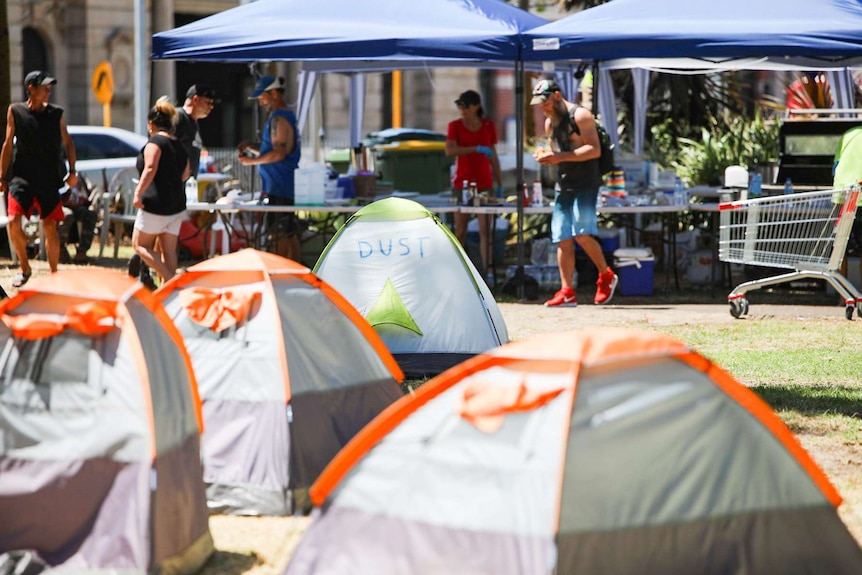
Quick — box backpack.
[595,122,616,176]
[555,105,616,177]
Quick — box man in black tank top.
[531,78,618,307]
[0,71,78,288]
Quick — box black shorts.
[264,195,299,238]
[9,176,62,218]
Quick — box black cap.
[455,90,482,107]
[24,70,56,88]
[186,83,219,102]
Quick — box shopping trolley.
[718,186,862,319]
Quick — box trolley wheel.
[846,305,855,321]
[729,298,748,319]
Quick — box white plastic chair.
[98,167,139,258]
[723,165,749,201]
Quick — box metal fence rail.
[718,187,862,319]
[201,147,259,197]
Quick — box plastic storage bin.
[614,247,655,296]
[324,148,351,174]
[294,163,327,206]
[372,140,454,195]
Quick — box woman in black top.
[132,96,189,285]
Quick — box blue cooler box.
[614,247,655,296]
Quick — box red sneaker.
[544,286,577,307]
[595,267,619,305]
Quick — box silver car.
[68,125,147,190]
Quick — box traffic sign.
[92,61,114,105]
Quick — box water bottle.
[461,179,470,206]
[749,173,762,198]
[470,181,479,207]
[185,177,198,203]
[673,176,685,206]
[784,177,794,195]
[532,180,543,206]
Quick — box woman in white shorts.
[131,96,189,285]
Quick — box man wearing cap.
[127,83,217,284]
[176,83,218,177]
[531,78,618,307]
[237,75,301,260]
[0,71,78,288]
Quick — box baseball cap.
[454,90,482,107]
[24,70,56,88]
[530,79,561,105]
[186,83,220,102]
[250,75,286,98]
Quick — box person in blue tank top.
[237,76,301,261]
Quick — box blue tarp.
[523,0,862,67]
[151,0,546,67]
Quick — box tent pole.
[515,58,526,300]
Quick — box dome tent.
[0,269,212,575]
[314,197,508,378]
[286,328,862,575]
[156,248,404,515]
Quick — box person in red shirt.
[446,90,503,280]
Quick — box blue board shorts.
[551,187,599,243]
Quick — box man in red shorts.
[0,70,78,287]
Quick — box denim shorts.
[550,187,599,243]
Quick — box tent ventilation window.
[0,335,95,410]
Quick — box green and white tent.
[314,198,508,378]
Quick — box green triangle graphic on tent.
[366,278,422,335]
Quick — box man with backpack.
[531,78,618,307]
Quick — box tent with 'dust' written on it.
[314,198,508,378]
[286,328,862,575]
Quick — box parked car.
[68,125,147,189]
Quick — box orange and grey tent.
[156,248,404,515]
[0,269,212,575]
[285,328,862,575]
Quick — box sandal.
[11,271,32,289]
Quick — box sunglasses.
[456,102,476,109]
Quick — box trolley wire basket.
[718,186,862,319]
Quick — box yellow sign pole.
[392,70,402,128]
[91,61,115,127]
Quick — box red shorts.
[7,194,65,222]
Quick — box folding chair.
[98,167,139,258]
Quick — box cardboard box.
[353,174,377,199]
